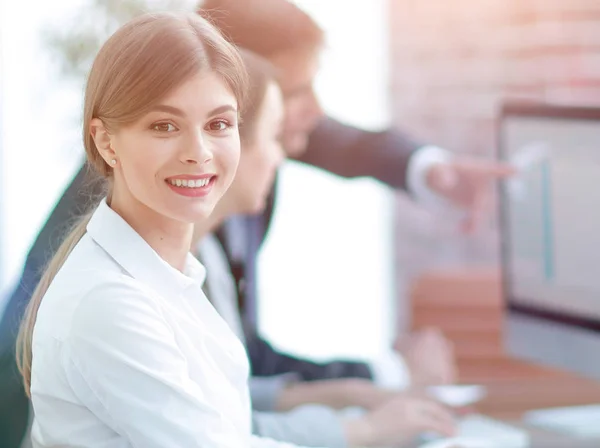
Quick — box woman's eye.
[208,120,230,132]
[151,122,177,132]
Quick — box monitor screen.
[500,103,600,330]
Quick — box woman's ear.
[90,118,117,164]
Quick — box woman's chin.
[170,202,217,224]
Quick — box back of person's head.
[198,0,324,58]
[17,11,248,396]
[192,49,283,243]
[238,49,279,144]
[199,0,324,158]
[225,49,285,215]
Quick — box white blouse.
[29,200,302,448]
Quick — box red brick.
[532,0,600,15]
[537,54,573,84]
[570,52,600,81]
[389,0,600,147]
[533,21,600,48]
[503,85,545,102]
[545,86,600,105]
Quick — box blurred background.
[1,0,600,377]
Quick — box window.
[0,0,85,302]
[257,0,397,361]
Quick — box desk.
[409,267,600,447]
[472,370,600,419]
[473,366,600,447]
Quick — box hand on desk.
[344,392,456,447]
[395,327,457,388]
[276,326,457,411]
[276,377,415,412]
[275,376,459,446]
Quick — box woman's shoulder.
[36,269,163,346]
[35,235,161,341]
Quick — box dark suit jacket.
[224,117,421,323]
[0,116,422,447]
[0,168,106,448]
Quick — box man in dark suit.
[198,0,514,384]
[0,0,513,446]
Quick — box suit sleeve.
[295,116,425,190]
[245,329,372,382]
[0,162,103,448]
[1,162,104,348]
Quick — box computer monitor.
[499,102,600,380]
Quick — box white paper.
[427,385,487,407]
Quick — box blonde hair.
[16,11,248,396]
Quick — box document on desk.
[427,385,487,408]
[417,438,495,448]
[419,414,529,448]
[524,404,600,437]
[456,415,529,447]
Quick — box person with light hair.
[17,11,301,448]
[192,49,456,447]
[1,0,514,445]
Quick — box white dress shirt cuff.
[407,145,453,208]
[250,373,301,412]
[369,351,411,391]
[253,405,348,448]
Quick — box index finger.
[417,401,457,436]
[477,162,517,178]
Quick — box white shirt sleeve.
[368,351,411,391]
[406,145,453,207]
[251,435,326,448]
[64,281,249,448]
[253,406,347,448]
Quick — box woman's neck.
[110,193,193,272]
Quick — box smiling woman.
[8,11,301,448]
[154,103,240,197]
[90,71,241,234]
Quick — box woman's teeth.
[168,178,210,188]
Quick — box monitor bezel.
[498,101,600,333]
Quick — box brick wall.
[389,0,600,330]
[389,0,600,155]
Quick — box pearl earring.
[110,159,117,166]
